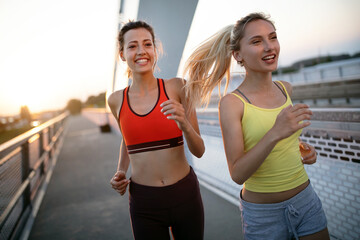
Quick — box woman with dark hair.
[108,20,205,240]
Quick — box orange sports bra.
[119,78,183,154]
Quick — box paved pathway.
[27,115,243,240]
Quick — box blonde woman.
[183,13,329,240]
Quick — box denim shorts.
[239,182,327,240]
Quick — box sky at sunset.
[1,0,359,116]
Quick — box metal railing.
[207,58,360,108]
[290,78,360,103]
[273,58,360,85]
[193,107,360,240]
[0,112,68,240]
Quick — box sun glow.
[5,78,54,115]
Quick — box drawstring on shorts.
[284,204,300,240]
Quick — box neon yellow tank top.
[231,81,308,193]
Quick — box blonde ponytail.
[183,13,274,111]
[183,25,233,110]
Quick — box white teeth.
[263,55,275,60]
[136,59,148,63]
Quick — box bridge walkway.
[26,115,243,240]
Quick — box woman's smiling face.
[120,28,157,75]
[235,19,280,74]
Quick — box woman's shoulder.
[218,93,245,127]
[107,89,125,117]
[275,80,293,96]
[163,77,186,95]
[108,89,124,106]
[219,92,244,113]
[164,77,186,87]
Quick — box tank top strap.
[118,87,128,119]
[124,85,130,107]
[157,78,163,89]
[230,92,248,105]
[158,78,171,100]
[274,81,290,99]
[158,78,165,97]
[233,88,251,103]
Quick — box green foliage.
[352,52,360,58]
[0,126,33,145]
[66,99,82,115]
[84,92,106,108]
[20,105,32,122]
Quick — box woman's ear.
[119,51,126,61]
[233,51,242,62]
[233,51,244,66]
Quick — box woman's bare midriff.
[129,145,190,187]
[242,180,310,204]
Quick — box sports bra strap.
[235,89,251,103]
[273,81,287,99]
[234,81,287,104]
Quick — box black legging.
[129,167,204,240]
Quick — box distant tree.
[325,55,332,63]
[66,99,82,115]
[351,52,360,58]
[0,121,5,132]
[20,105,32,123]
[84,92,106,108]
[86,95,97,105]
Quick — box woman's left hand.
[160,99,190,132]
[299,141,317,164]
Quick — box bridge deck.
[26,115,243,240]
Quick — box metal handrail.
[0,112,68,154]
[0,112,68,240]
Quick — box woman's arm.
[280,81,317,165]
[219,94,312,185]
[107,90,131,195]
[117,139,130,172]
[161,78,205,158]
[179,103,205,158]
[110,140,131,195]
[107,90,123,120]
[280,80,293,96]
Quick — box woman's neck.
[241,71,273,91]
[130,72,157,93]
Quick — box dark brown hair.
[117,20,156,52]
[117,20,162,77]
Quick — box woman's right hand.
[271,104,312,141]
[110,171,130,196]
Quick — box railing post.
[48,127,51,148]
[339,66,343,78]
[39,131,45,175]
[21,141,31,209]
[320,69,324,81]
[50,125,54,159]
[0,112,68,239]
[48,126,53,160]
